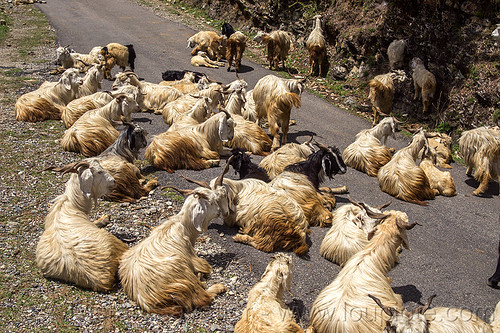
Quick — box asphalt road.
[37,0,499,323]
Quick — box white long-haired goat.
[306,210,418,333]
[60,93,140,157]
[259,139,315,180]
[459,126,500,197]
[419,146,457,197]
[36,159,128,291]
[234,253,304,333]
[305,15,327,76]
[254,30,292,70]
[343,116,396,177]
[145,112,235,172]
[118,166,231,315]
[15,68,83,122]
[320,198,392,266]
[253,75,304,150]
[378,130,435,205]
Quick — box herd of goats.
[12,16,500,332]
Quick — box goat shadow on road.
[287,130,318,144]
[392,284,423,305]
[228,64,254,74]
[464,178,499,198]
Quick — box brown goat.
[368,73,394,126]
[226,31,247,72]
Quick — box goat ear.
[78,166,94,199]
[192,195,207,233]
[61,74,72,91]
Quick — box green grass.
[0,12,9,43]
[161,188,185,203]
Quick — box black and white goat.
[270,144,348,227]
[161,69,206,83]
[228,148,271,183]
[96,123,157,202]
[221,23,236,38]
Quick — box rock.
[331,65,347,80]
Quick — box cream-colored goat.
[305,15,327,76]
[368,73,394,126]
[254,30,292,70]
[259,140,315,180]
[191,51,225,68]
[320,198,391,266]
[167,97,213,132]
[161,84,224,122]
[145,112,234,172]
[253,75,303,150]
[224,88,272,155]
[187,31,224,60]
[75,64,105,98]
[235,253,304,333]
[343,117,396,177]
[420,146,457,197]
[306,211,417,333]
[411,57,436,113]
[36,160,127,291]
[15,68,83,122]
[459,126,500,197]
[112,71,183,112]
[119,168,230,315]
[378,130,435,205]
[60,93,139,157]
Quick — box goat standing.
[305,15,327,76]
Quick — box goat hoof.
[487,278,499,289]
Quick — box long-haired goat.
[387,39,406,70]
[15,68,83,122]
[320,198,392,266]
[226,31,247,72]
[96,123,157,202]
[60,93,139,157]
[459,126,500,197]
[343,116,396,177]
[370,294,499,333]
[259,139,315,180]
[305,15,327,77]
[368,73,394,126]
[271,145,347,227]
[426,132,453,169]
[53,45,102,73]
[378,130,436,205]
[118,167,231,315]
[253,75,303,150]
[224,88,272,155]
[191,51,226,68]
[206,176,310,255]
[167,96,214,132]
[112,71,183,113]
[36,160,128,291]
[100,43,136,80]
[145,112,235,172]
[306,211,417,333]
[419,146,457,197]
[254,30,292,70]
[187,31,224,60]
[161,84,224,122]
[234,253,304,333]
[75,63,105,98]
[411,57,436,113]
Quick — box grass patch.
[0,12,9,43]
[161,188,185,203]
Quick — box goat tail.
[125,44,136,71]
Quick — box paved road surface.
[37,0,499,323]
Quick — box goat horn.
[375,200,392,210]
[347,195,363,209]
[304,135,314,145]
[76,58,91,67]
[368,294,396,316]
[215,155,233,187]
[414,294,436,315]
[313,139,329,151]
[180,175,210,189]
[45,160,90,175]
[359,202,391,220]
[406,221,421,230]
[235,72,241,80]
[166,186,194,197]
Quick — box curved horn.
[180,175,210,189]
[235,72,241,80]
[368,294,396,317]
[215,155,233,187]
[347,195,364,209]
[313,139,329,151]
[76,58,91,67]
[414,294,436,314]
[304,135,314,145]
[359,202,391,220]
[375,200,392,210]
[165,186,194,197]
[44,160,90,175]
